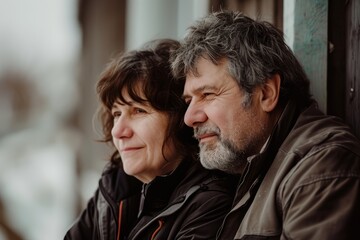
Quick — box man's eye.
[203,92,215,99]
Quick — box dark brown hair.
[96,39,197,165]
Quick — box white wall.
[126,0,210,50]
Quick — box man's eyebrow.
[183,85,217,97]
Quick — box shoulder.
[276,106,360,206]
[278,104,360,179]
[283,104,360,157]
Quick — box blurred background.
[0,0,358,239]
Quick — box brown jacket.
[217,100,360,240]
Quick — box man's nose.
[184,102,208,127]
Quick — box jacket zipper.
[131,184,201,239]
[216,161,252,239]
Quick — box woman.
[64,39,236,240]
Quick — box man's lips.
[196,133,218,142]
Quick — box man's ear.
[260,73,281,112]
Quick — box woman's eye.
[134,108,147,114]
[112,111,121,119]
[183,97,191,105]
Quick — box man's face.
[183,58,269,174]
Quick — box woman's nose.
[184,102,208,127]
[111,117,133,139]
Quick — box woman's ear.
[260,73,281,112]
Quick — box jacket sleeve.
[64,188,100,240]
[281,149,360,239]
[63,166,142,240]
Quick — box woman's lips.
[121,147,142,153]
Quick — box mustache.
[194,125,221,139]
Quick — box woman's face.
[111,88,181,183]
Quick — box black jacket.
[65,158,237,240]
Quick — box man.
[172,11,360,239]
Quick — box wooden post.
[327,0,346,118]
[346,0,360,138]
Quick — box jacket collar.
[138,158,203,217]
[252,99,305,172]
[234,99,306,202]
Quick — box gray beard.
[198,137,248,174]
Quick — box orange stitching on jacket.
[151,219,164,240]
[116,201,124,240]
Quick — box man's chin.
[198,143,246,174]
[199,157,217,170]
[199,141,218,151]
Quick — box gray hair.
[172,11,312,107]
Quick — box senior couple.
[65,11,360,240]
